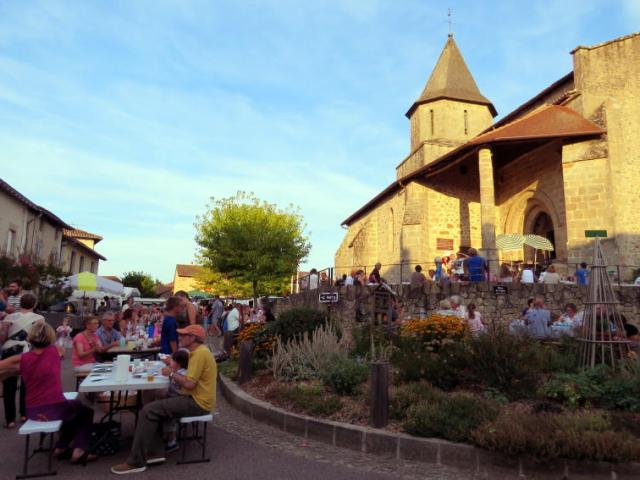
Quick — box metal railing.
[295,260,640,288]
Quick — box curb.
[218,374,640,479]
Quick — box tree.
[195,192,311,301]
[121,271,159,298]
[194,268,253,298]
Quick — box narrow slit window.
[430,109,434,136]
[464,110,468,135]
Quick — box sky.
[0,0,638,282]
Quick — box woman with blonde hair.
[0,322,95,463]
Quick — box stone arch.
[502,188,567,261]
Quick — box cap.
[176,324,206,340]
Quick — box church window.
[464,110,468,135]
[430,110,434,136]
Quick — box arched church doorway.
[526,211,556,263]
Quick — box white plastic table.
[78,362,169,393]
[79,362,169,426]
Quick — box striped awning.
[524,234,554,251]
[496,233,525,251]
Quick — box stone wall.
[274,282,640,331]
[572,33,640,275]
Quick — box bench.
[17,420,62,479]
[176,413,217,465]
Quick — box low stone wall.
[219,374,640,479]
[273,282,640,330]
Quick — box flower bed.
[229,307,640,464]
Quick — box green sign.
[585,230,608,238]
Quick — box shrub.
[389,381,445,421]
[462,330,548,399]
[403,393,499,442]
[391,336,470,389]
[269,325,350,381]
[280,382,342,416]
[320,356,368,396]
[473,409,640,463]
[269,307,327,343]
[235,323,275,360]
[539,363,640,411]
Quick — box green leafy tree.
[195,192,310,301]
[121,271,159,298]
[194,268,253,298]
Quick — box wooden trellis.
[578,239,631,368]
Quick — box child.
[164,349,189,453]
[55,316,73,356]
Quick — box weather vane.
[448,8,453,37]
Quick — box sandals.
[4,422,16,429]
[70,451,98,465]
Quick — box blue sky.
[0,0,638,282]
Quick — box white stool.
[63,392,78,401]
[17,419,62,479]
[176,413,215,465]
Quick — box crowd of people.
[0,282,220,475]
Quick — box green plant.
[281,382,342,416]
[403,393,499,442]
[268,307,328,344]
[389,381,445,421]
[391,336,470,389]
[473,409,640,463]
[463,330,549,399]
[319,355,368,396]
[269,324,350,381]
[218,359,239,379]
[539,363,640,411]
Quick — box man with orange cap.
[111,324,216,475]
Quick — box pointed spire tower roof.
[406,35,497,118]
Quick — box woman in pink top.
[72,316,105,372]
[0,322,94,463]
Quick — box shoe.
[4,422,16,429]
[111,464,147,475]
[165,443,179,454]
[146,456,166,465]
[71,451,98,464]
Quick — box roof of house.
[63,236,107,261]
[175,264,203,278]
[101,275,121,283]
[155,282,174,295]
[342,105,604,226]
[63,228,103,243]
[406,35,497,118]
[0,177,71,229]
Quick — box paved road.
[0,350,475,480]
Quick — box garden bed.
[230,307,640,466]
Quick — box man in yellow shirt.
[112,325,216,475]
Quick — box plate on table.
[88,375,109,382]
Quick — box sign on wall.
[493,285,508,296]
[585,230,607,238]
[319,292,339,303]
[436,238,454,251]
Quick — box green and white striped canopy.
[496,233,525,251]
[524,234,554,251]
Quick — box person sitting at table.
[96,311,122,349]
[0,322,95,463]
[111,325,217,475]
[72,316,106,372]
[553,303,584,336]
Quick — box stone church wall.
[496,141,568,261]
[571,33,640,278]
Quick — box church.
[335,31,640,282]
